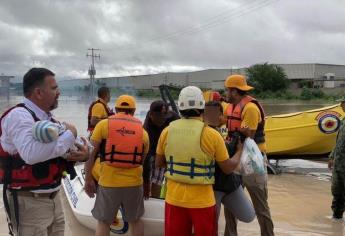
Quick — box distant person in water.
[329,95,345,220]
[142,100,179,198]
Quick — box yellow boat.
[166,86,344,157]
[265,104,344,157]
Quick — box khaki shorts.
[7,191,64,236]
[92,185,144,224]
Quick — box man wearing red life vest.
[84,95,149,236]
[87,86,114,133]
[87,87,114,184]
[0,68,89,236]
[223,74,274,236]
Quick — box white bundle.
[239,138,265,176]
[32,121,93,159]
[32,120,62,143]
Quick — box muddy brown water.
[0,97,344,235]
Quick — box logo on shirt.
[116,127,135,136]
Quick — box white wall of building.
[57,64,345,91]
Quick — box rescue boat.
[62,164,164,235]
[62,164,226,235]
[265,104,344,157]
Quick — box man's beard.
[49,99,58,110]
[226,96,233,103]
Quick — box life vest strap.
[167,156,215,179]
[166,161,215,169]
[133,146,138,165]
[104,145,143,165]
[190,159,195,179]
[166,169,215,178]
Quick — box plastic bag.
[239,138,265,176]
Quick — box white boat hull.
[62,164,225,235]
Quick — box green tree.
[246,63,289,92]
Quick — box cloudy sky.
[0,0,344,80]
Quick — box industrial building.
[58,63,345,91]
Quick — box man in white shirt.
[0,68,89,236]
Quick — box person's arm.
[142,129,151,199]
[155,128,168,168]
[3,108,76,165]
[84,122,104,198]
[90,103,107,126]
[142,129,151,182]
[217,142,243,174]
[208,127,243,174]
[155,154,167,168]
[84,140,99,198]
[84,140,100,181]
[141,130,150,166]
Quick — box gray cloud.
[1,0,345,80]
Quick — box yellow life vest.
[165,119,215,185]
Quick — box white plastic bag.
[239,138,265,176]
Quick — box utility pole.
[87,48,100,99]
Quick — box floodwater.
[0,96,344,235]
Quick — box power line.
[106,0,279,52]
[144,0,276,44]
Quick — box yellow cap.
[224,74,253,91]
[115,95,136,109]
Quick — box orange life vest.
[0,104,66,190]
[226,96,265,144]
[87,100,113,131]
[102,113,144,168]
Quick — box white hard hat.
[178,86,205,110]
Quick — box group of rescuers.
[0,67,275,236]
[83,73,274,236]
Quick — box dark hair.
[205,101,223,113]
[98,87,110,98]
[180,109,204,118]
[23,68,55,97]
[149,100,168,112]
[115,107,135,115]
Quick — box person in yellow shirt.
[87,86,114,133]
[84,95,149,236]
[223,74,274,236]
[87,87,114,184]
[155,86,243,236]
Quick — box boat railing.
[267,104,340,119]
